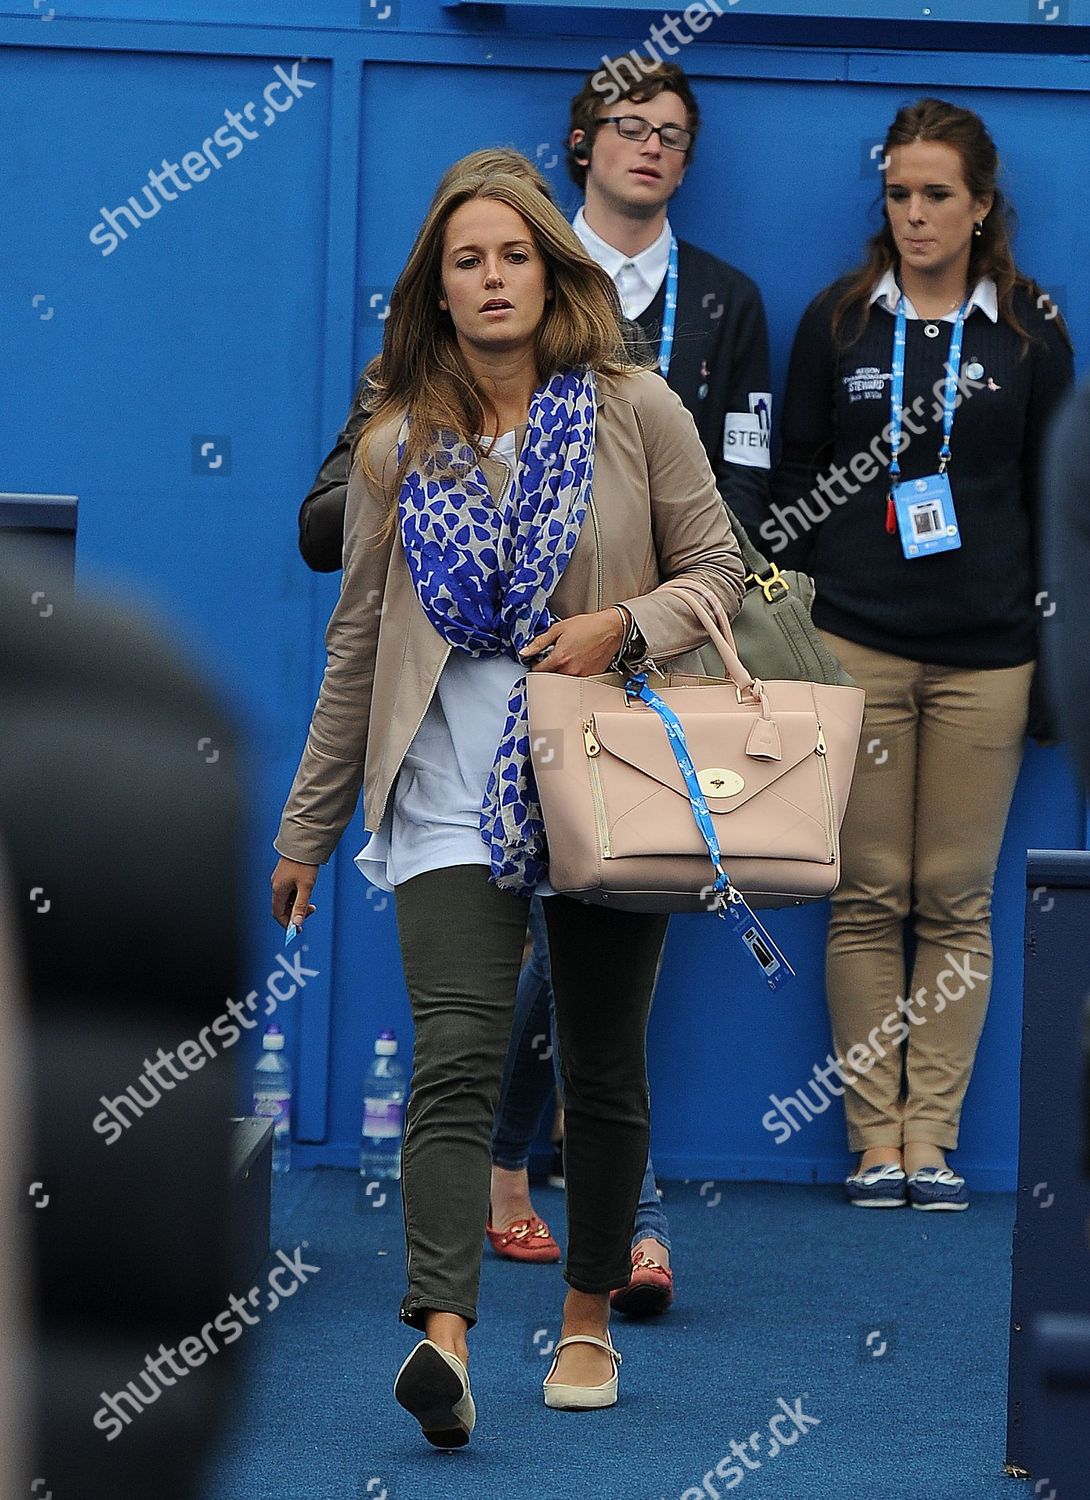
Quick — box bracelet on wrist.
[609,604,647,673]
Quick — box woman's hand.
[520,609,625,677]
[271,857,318,931]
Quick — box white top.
[354,430,552,896]
[868,268,999,324]
[573,206,672,321]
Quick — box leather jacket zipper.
[588,498,604,612]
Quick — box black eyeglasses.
[598,114,693,154]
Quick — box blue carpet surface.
[201,1171,1017,1500]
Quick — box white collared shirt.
[869,266,999,324]
[573,207,672,321]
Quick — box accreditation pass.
[891,472,962,559]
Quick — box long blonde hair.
[352,148,556,419]
[434,147,552,199]
[357,165,632,520]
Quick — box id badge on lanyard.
[886,300,967,560]
[891,473,959,558]
[625,673,796,991]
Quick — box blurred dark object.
[0,844,30,1496]
[1042,378,1090,784]
[1041,376,1090,1174]
[230,1118,273,1287]
[1084,993,1090,1180]
[1007,851,1090,1494]
[0,548,243,1499]
[1024,664,1057,748]
[1026,1315,1090,1494]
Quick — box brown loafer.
[609,1248,674,1317]
[485,1214,561,1263]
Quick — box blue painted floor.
[201,1171,1017,1500]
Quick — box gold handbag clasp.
[746,564,790,603]
[697,767,745,797]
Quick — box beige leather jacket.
[275,368,745,866]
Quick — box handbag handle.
[656,579,764,701]
[645,579,782,756]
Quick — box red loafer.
[485,1214,561,1263]
[610,1248,674,1316]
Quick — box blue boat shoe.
[845,1162,908,1208]
[907,1166,969,1211]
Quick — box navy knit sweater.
[635,240,772,530]
[758,278,1073,669]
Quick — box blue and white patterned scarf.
[397,367,597,894]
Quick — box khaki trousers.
[821,631,1033,1153]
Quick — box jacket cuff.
[273,828,336,867]
[620,581,740,668]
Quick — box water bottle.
[360,1030,406,1180]
[253,1024,292,1173]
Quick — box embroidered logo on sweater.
[843,366,891,402]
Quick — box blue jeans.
[491,897,671,1252]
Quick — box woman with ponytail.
[762,98,1073,1211]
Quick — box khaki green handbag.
[697,504,856,688]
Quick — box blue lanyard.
[625,673,730,897]
[888,297,969,485]
[623,672,796,988]
[656,234,679,380]
[575,217,678,380]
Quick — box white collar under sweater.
[869,266,999,324]
[573,208,673,321]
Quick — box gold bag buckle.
[746,563,790,603]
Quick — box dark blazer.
[630,240,772,536]
[1043,378,1090,783]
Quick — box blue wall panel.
[0,36,345,1154]
[4,0,1089,30]
[3,8,1087,1185]
[4,44,333,729]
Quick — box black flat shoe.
[393,1339,476,1449]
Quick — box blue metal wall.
[4,1,1087,1186]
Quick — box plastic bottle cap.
[375,1031,398,1056]
[263,1029,286,1051]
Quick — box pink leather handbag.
[526,581,865,913]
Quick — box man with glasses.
[568,61,772,531]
